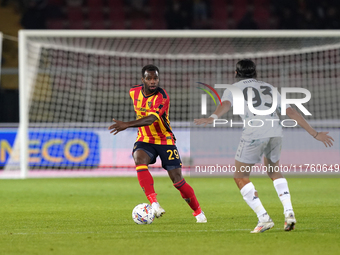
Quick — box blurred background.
[1,0,340,124]
[0,0,340,176]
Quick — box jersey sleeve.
[148,94,169,120]
[221,88,233,106]
[129,88,134,101]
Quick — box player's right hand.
[108,118,129,135]
[193,117,215,127]
[315,132,334,147]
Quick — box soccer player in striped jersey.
[108,64,207,223]
[194,59,334,232]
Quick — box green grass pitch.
[0,177,339,255]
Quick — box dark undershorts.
[132,141,182,170]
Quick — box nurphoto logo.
[198,83,312,128]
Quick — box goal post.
[19,30,31,178]
[4,30,339,178]
[0,32,2,80]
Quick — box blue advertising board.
[0,130,100,168]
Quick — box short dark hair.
[235,59,257,78]
[141,64,160,77]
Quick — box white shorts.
[235,137,282,164]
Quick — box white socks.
[240,182,269,222]
[241,179,294,221]
[273,178,294,216]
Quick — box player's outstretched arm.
[108,115,158,135]
[286,107,334,147]
[194,101,231,127]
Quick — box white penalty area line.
[1,228,316,236]
[2,229,250,235]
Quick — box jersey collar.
[141,84,159,98]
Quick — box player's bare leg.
[264,157,296,231]
[168,168,207,223]
[234,160,274,233]
[263,157,284,181]
[133,149,165,218]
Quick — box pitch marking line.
[1,228,315,235]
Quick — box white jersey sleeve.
[221,87,234,106]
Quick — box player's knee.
[133,150,150,165]
[134,158,149,166]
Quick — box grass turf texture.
[0,177,339,255]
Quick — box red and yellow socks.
[136,164,155,197]
[146,193,158,204]
[174,178,200,213]
[136,167,202,217]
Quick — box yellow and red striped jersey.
[129,84,175,145]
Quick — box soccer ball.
[132,203,155,225]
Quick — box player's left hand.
[108,118,129,135]
[315,131,334,147]
[194,117,215,127]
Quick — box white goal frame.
[17,29,340,179]
[0,32,3,83]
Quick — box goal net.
[2,30,339,178]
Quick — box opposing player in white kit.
[194,59,334,233]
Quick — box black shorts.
[132,141,182,171]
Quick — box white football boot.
[151,202,165,218]
[195,211,207,223]
[284,212,296,231]
[251,218,274,233]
